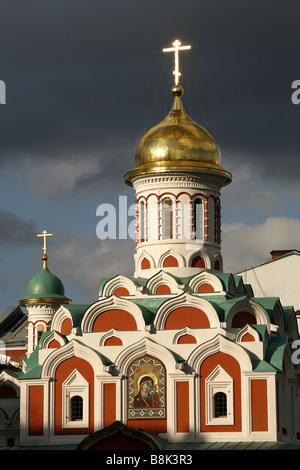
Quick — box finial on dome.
[163,39,191,86]
[37,230,53,269]
[171,84,184,97]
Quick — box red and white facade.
[0,46,300,450]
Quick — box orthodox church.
[0,41,300,450]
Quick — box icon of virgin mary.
[133,375,160,408]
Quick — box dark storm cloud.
[0,0,299,190]
[0,208,36,246]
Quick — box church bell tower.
[125,40,232,279]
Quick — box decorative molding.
[114,337,181,376]
[101,275,137,297]
[99,329,124,347]
[81,296,145,333]
[41,339,108,378]
[236,324,260,343]
[188,334,253,372]
[226,298,270,331]
[51,305,74,334]
[144,270,181,295]
[154,292,220,330]
[42,330,67,349]
[172,327,198,345]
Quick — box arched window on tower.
[192,198,203,240]
[162,198,173,239]
[36,325,44,345]
[140,201,146,242]
[214,199,221,244]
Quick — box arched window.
[140,201,146,242]
[214,392,227,418]
[192,198,203,239]
[70,395,83,421]
[214,199,221,244]
[36,325,44,344]
[162,198,173,239]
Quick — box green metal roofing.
[129,297,167,323]
[249,324,268,341]
[252,359,277,372]
[251,297,280,323]
[265,337,288,371]
[20,267,70,303]
[58,304,90,328]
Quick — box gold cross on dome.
[37,230,53,255]
[163,39,191,85]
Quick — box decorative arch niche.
[82,297,145,333]
[163,255,178,268]
[191,255,205,268]
[92,309,137,332]
[155,293,220,330]
[127,354,166,421]
[141,258,151,270]
[165,306,210,330]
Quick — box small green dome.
[20,266,71,305]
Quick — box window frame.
[161,198,173,239]
[205,365,234,426]
[62,369,89,429]
[192,197,204,240]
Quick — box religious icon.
[128,355,166,419]
[134,375,160,408]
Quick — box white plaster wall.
[237,254,300,312]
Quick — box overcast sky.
[0,0,299,312]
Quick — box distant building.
[236,250,300,325]
[0,41,300,450]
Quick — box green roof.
[265,337,288,371]
[57,304,90,328]
[20,267,70,303]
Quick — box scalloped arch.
[41,340,107,378]
[101,275,137,297]
[188,271,224,294]
[226,298,270,331]
[158,249,184,268]
[188,334,253,372]
[154,293,220,330]
[81,297,145,333]
[51,305,74,336]
[145,270,182,295]
[114,337,180,376]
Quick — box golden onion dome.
[125,85,231,186]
